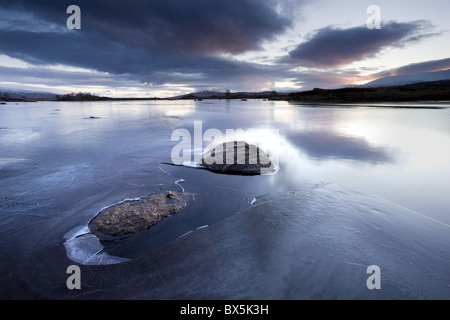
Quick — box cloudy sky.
[0,0,449,97]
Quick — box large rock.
[200,141,276,175]
[91,191,186,237]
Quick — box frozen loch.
[62,182,450,299]
[1,100,450,299]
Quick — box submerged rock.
[90,191,186,237]
[200,141,276,175]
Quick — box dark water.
[0,100,449,299]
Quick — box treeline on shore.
[56,92,113,101]
[288,80,450,103]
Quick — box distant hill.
[172,90,287,100]
[364,69,450,88]
[0,88,286,102]
[289,80,450,103]
[3,75,450,104]
[0,89,115,102]
[0,88,58,101]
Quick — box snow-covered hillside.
[0,88,58,100]
[364,69,450,88]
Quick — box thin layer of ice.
[174,179,186,192]
[180,161,204,168]
[98,197,143,213]
[149,183,450,299]
[63,225,90,240]
[63,225,130,265]
[177,230,193,240]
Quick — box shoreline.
[2,79,450,104]
[2,98,449,107]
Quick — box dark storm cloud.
[0,0,299,91]
[0,0,292,85]
[282,21,439,68]
[0,0,291,54]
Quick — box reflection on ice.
[286,130,395,163]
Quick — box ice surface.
[63,225,129,265]
[58,180,450,298]
[0,128,41,144]
[2,100,450,299]
[63,225,90,240]
[141,183,448,299]
[75,183,449,299]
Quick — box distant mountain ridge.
[289,79,450,103]
[0,88,58,101]
[2,69,450,103]
[171,90,283,100]
[364,69,450,88]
